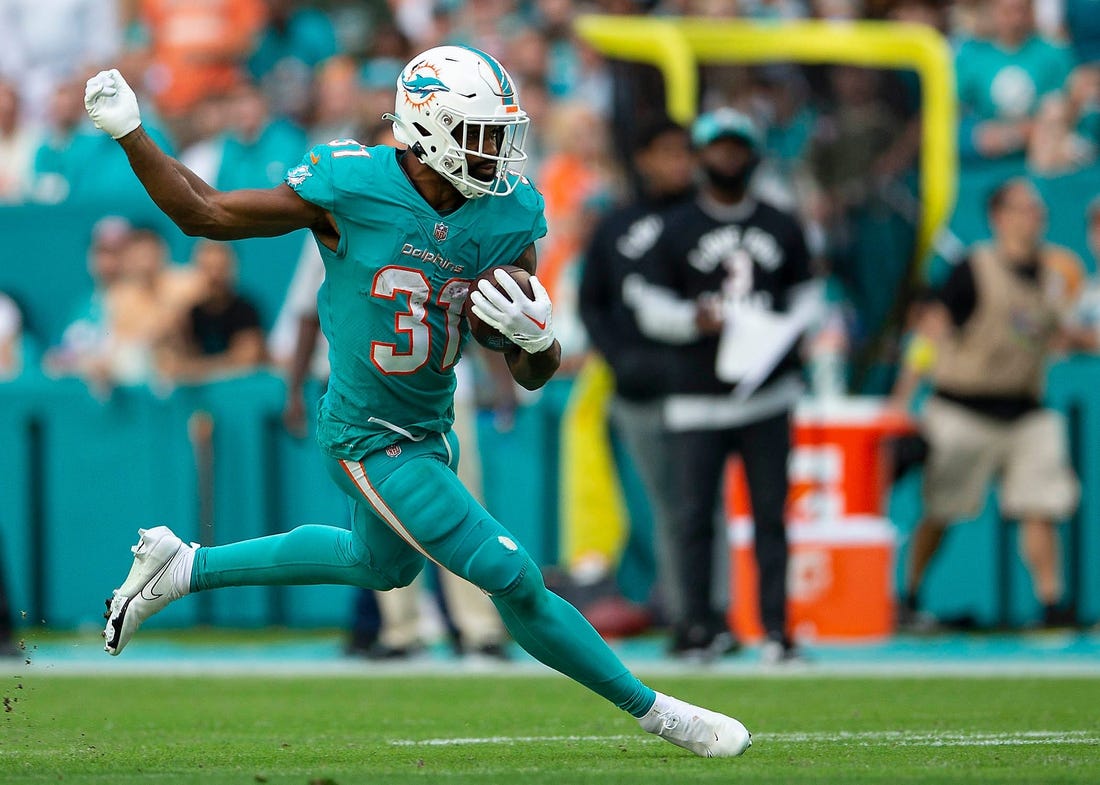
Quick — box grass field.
[2,673,1098,784]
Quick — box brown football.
[463,264,534,352]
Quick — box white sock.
[168,544,197,598]
[638,692,675,733]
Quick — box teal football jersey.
[285,140,547,460]
[955,35,1074,123]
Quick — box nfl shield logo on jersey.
[385,443,402,458]
[434,222,449,242]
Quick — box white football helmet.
[384,45,530,199]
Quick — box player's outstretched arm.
[85,70,328,241]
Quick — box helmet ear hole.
[412,123,432,138]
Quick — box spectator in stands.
[215,81,308,192]
[177,94,233,186]
[447,0,524,62]
[159,241,266,383]
[249,0,340,124]
[0,0,122,126]
[79,226,199,391]
[1028,63,1100,173]
[956,0,1075,166]
[29,76,173,204]
[45,215,132,380]
[503,24,550,92]
[578,118,696,627]
[896,178,1090,630]
[28,76,103,204]
[136,0,266,143]
[632,109,818,663]
[306,56,364,144]
[356,58,409,148]
[0,79,37,203]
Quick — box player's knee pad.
[462,530,533,597]
[487,554,547,615]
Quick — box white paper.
[716,300,814,400]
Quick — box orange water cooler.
[726,398,913,642]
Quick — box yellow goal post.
[573,16,957,267]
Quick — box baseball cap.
[691,107,763,152]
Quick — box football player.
[86,46,750,757]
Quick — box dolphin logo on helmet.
[401,73,451,100]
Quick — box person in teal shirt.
[215,82,308,191]
[955,0,1075,163]
[247,0,340,83]
[30,77,174,204]
[83,46,752,758]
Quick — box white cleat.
[103,526,196,656]
[638,692,752,758]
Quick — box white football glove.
[84,69,141,139]
[469,269,555,354]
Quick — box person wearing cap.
[628,107,819,664]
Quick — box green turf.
[2,674,1097,784]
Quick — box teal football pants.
[191,431,655,717]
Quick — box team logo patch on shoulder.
[434,222,449,242]
[385,443,403,458]
[286,164,312,187]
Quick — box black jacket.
[578,197,688,401]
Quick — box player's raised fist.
[84,69,141,139]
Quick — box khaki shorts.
[921,396,1079,522]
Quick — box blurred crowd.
[1,0,1099,647]
[0,0,1097,389]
